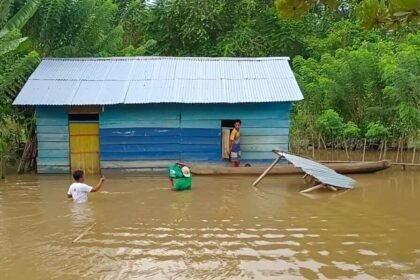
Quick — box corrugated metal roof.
[13,57,304,105]
[278,152,355,189]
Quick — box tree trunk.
[400,138,404,163]
[383,140,387,160]
[412,146,416,164]
[379,140,383,160]
[320,135,327,150]
[362,138,367,162]
[395,137,401,163]
[0,154,5,179]
[344,140,349,160]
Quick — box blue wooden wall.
[100,103,291,170]
[35,103,291,173]
[36,106,70,173]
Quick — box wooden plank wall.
[180,103,290,161]
[36,106,70,173]
[100,103,291,170]
[100,105,180,169]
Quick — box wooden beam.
[69,106,100,114]
[72,223,96,243]
[252,156,281,187]
[300,183,325,193]
[327,185,338,191]
[391,163,420,167]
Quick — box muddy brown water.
[1,167,419,279]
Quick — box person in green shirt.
[168,162,192,191]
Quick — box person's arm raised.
[91,176,105,192]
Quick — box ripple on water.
[358,249,379,256]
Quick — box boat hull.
[191,160,391,175]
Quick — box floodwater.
[0,168,420,279]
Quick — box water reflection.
[0,169,419,279]
[69,202,95,227]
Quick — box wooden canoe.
[191,160,391,175]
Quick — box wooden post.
[383,140,387,160]
[378,140,383,160]
[395,137,401,163]
[312,142,315,160]
[362,139,367,162]
[318,135,321,151]
[252,156,281,187]
[0,153,5,179]
[300,183,324,193]
[327,185,338,191]
[400,138,404,163]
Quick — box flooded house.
[13,57,303,174]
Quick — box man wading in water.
[229,120,241,167]
[168,162,192,191]
[67,170,105,203]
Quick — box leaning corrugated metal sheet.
[278,152,355,189]
[13,57,304,105]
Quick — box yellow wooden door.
[69,123,100,174]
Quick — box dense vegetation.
[0,0,419,161]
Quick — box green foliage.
[343,121,360,140]
[0,0,40,157]
[0,0,41,56]
[3,0,40,31]
[0,0,418,157]
[365,122,390,140]
[318,109,344,140]
[26,0,124,56]
[274,0,420,29]
[292,27,419,147]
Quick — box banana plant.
[0,0,41,56]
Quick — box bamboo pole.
[395,137,401,163]
[318,135,321,152]
[400,138,404,163]
[378,140,383,160]
[300,183,324,193]
[362,139,367,162]
[252,156,281,187]
[327,185,338,191]
[312,142,315,160]
[72,223,96,243]
[383,140,387,160]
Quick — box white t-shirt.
[67,183,93,203]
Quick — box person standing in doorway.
[229,120,241,167]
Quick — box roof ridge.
[42,56,290,61]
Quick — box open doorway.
[221,119,238,159]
